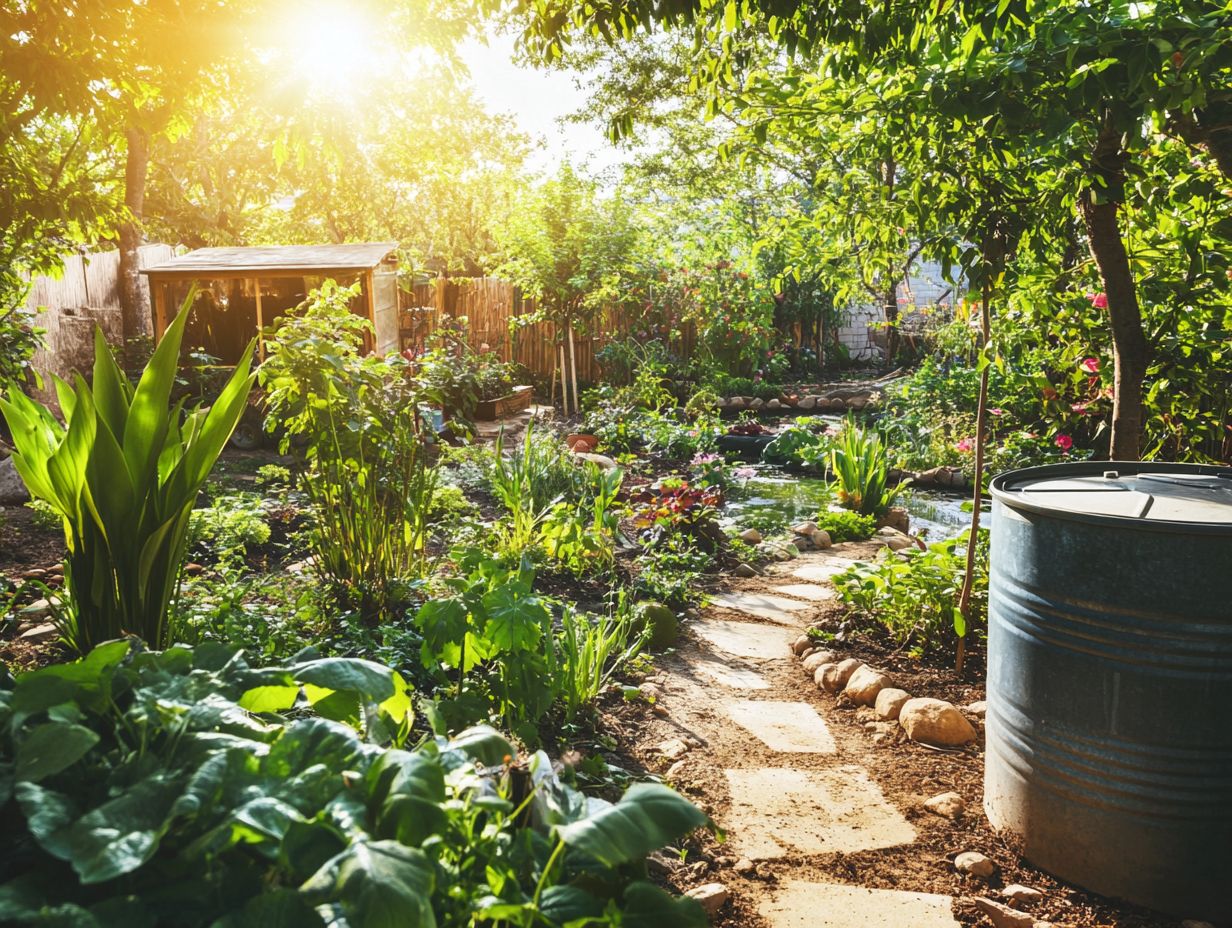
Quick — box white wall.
[837,259,957,359]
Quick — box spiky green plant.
[0,303,254,652]
[829,416,905,516]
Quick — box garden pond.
[722,464,976,541]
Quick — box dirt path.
[629,541,1173,928]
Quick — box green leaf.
[446,726,513,767]
[292,658,396,702]
[620,880,708,928]
[63,774,181,883]
[15,721,99,782]
[239,685,301,714]
[209,890,324,928]
[556,783,709,868]
[301,840,436,928]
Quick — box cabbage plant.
[0,305,254,651]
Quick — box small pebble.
[1001,884,1045,904]
[734,857,756,875]
[684,882,729,916]
[955,850,997,879]
[922,791,965,820]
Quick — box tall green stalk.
[1,300,254,651]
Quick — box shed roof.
[141,243,398,278]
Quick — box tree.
[494,164,645,410]
[506,0,1232,458]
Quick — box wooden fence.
[22,244,175,403]
[407,277,696,384]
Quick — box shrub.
[0,303,254,652]
[632,534,711,611]
[815,509,877,543]
[761,422,832,469]
[260,283,437,615]
[0,640,709,926]
[833,528,989,658]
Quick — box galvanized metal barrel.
[986,462,1232,921]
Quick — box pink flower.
[989,407,1004,417]
[1089,292,1108,309]
[1080,357,1100,373]
[733,466,757,480]
[1054,434,1073,451]
[955,438,975,453]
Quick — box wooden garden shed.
[140,243,400,362]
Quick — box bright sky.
[460,29,625,176]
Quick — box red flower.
[1080,357,1100,373]
[1054,434,1073,451]
[955,438,974,453]
[1071,402,1090,415]
[1088,292,1109,309]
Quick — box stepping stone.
[694,618,790,660]
[710,591,810,625]
[722,767,915,860]
[725,700,835,753]
[690,659,772,690]
[759,880,960,927]
[791,561,854,583]
[772,582,835,602]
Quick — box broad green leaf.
[64,774,181,883]
[556,783,709,868]
[15,722,99,782]
[301,840,436,928]
[446,726,513,767]
[292,658,396,702]
[619,880,708,928]
[239,685,300,714]
[209,889,324,928]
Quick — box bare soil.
[594,562,1177,928]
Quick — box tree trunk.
[882,283,900,367]
[1080,122,1148,461]
[118,125,150,348]
[1170,105,1232,180]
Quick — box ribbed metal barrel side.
[986,470,1232,921]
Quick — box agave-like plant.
[829,416,906,516]
[0,303,254,652]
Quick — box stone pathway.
[673,547,963,927]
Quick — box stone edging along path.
[651,542,998,928]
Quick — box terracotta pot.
[566,433,599,453]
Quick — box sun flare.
[283,1,378,100]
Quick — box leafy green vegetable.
[0,641,709,926]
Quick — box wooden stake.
[559,342,569,415]
[253,277,266,361]
[548,342,558,415]
[567,321,580,421]
[956,277,993,675]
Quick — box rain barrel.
[986,462,1232,921]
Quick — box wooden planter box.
[475,385,533,420]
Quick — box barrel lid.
[992,463,1232,527]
